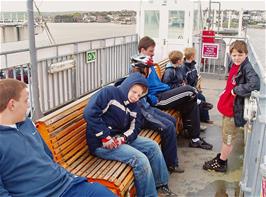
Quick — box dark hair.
[138,36,155,52]
[131,66,149,78]
[0,79,27,112]
[229,40,248,54]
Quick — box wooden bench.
[35,60,182,196]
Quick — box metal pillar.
[27,0,42,119]
[211,1,221,34]
[208,0,212,29]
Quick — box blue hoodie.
[0,118,76,197]
[146,66,170,106]
[84,73,148,154]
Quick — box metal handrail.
[0,33,138,55]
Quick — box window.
[168,10,185,39]
[144,10,160,38]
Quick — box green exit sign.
[86,50,96,63]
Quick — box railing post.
[260,156,266,197]
[27,0,42,119]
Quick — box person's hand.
[114,136,126,146]
[231,89,236,97]
[101,136,117,149]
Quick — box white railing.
[0,34,138,115]
[239,38,266,197]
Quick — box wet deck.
[169,77,244,197]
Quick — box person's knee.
[129,152,150,168]
[133,154,152,176]
[149,141,161,154]
[168,116,176,125]
[161,123,176,138]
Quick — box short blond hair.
[184,47,196,60]
[168,50,183,64]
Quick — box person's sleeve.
[233,65,260,97]
[83,88,113,139]
[0,176,11,197]
[122,106,142,143]
[147,94,159,106]
[162,69,176,89]
[182,66,188,84]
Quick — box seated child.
[83,73,177,196]
[183,47,213,124]
[130,36,213,150]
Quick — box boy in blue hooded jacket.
[84,73,176,197]
[0,79,115,197]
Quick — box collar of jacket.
[234,57,249,79]
[184,60,196,68]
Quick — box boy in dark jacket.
[84,73,176,197]
[162,50,186,89]
[183,47,213,124]
[203,40,260,172]
[0,79,115,197]
[115,77,185,174]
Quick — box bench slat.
[67,151,90,173]
[103,162,124,180]
[75,156,98,176]
[98,160,118,179]
[61,141,87,163]
[70,154,95,174]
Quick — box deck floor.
[169,77,244,197]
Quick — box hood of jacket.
[118,72,148,101]
[166,62,174,68]
[184,60,197,69]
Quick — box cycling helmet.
[130,54,154,68]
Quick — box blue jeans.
[95,136,169,197]
[142,107,178,168]
[61,177,116,197]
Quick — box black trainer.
[203,153,227,172]
[157,185,177,197]
[168,165,185,173]
[200,101,213,110]
[189,138,213,150]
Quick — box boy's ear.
[6,99,15,111]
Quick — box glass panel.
[144,10,160,38]
[193,10,199,33]
[168,10,185,39]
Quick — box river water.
[1,23,265,69]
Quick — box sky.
[0,0,265,12]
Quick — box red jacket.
[217,64,239,117]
